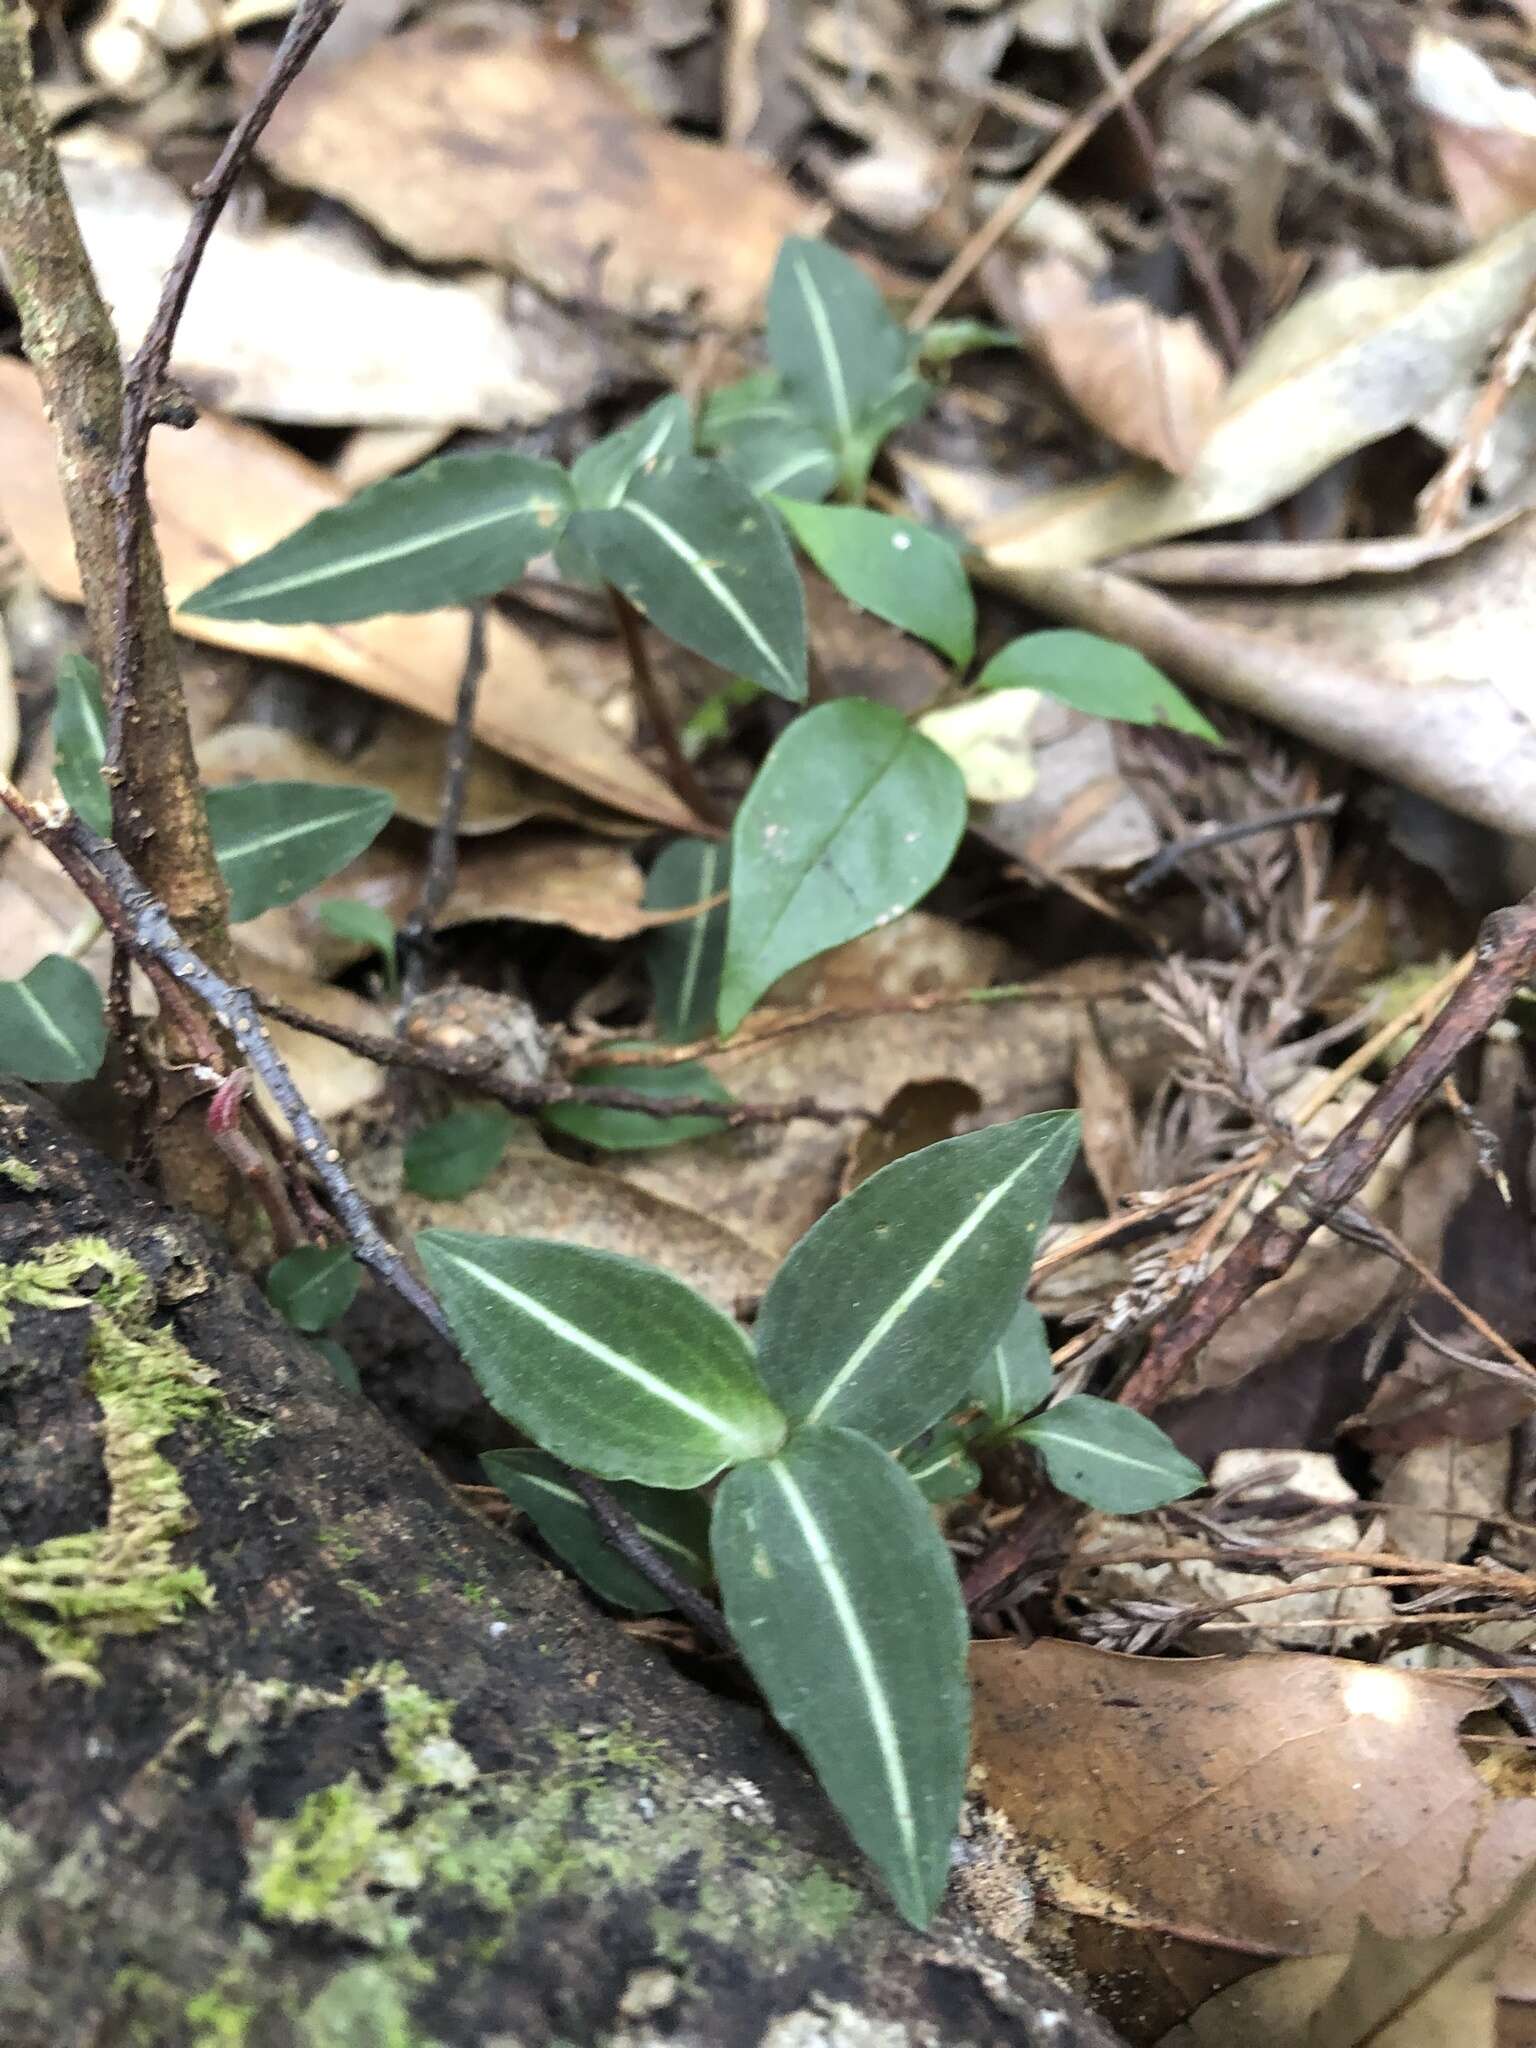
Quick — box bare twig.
[106,0,342,780]
[608,588,727,831]
[1126,797,1344,897]
[254,993,871,1129]
[1418,275,1536,535]
[568,1474,732,1649]
[1078,10,1244,367]
[400,603,487,998]
[908,11,1211,328]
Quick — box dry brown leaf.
[0,625,16,781]
[0,361,694,830]
[993,255,1228,475]
[1073,1013,1139,1209]
[615,954,1161,1260]
[387,1147,772,1315]
[197,716,644,839]
[1412,30,1536,239]
[232,831,652,979]
[986,547,1536,838]
[62,152,590,430]
[969,212,1536,570]
[1114,502,1531,585]
[970,1641,1536,2023]
[259,18,813,328]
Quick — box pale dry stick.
[908,10,1216,328]
[1418,274,1536,535]
[596,968,1151,1069]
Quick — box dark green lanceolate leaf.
[699,372,798,445]
[776,502,975,669]
[313,1339,361,1393]
[265,1246,362,1334]
[719,424,838,504]
[717,699,966,1036]
[403,1107,514,1200]
[481,1448,712,1615]
[417,1231,787,1487]
[0,955,106,1084]
[713,1426,969,1928]
[645,836,730,1042]
[206,781,394,923]
[1016,1395,1204,1512]
[753,1113,1080,1451]
[571,394,693,510]
[541,1052,732,1151]
[765,238,910,451]
[315,900,399,991]
[183,453,572,624]
[973,1300,1053,1427]
[52,655,110,835]
[569,456,807,703]
[899,1433,982,1504]
[976,631,1220,741]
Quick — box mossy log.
[0,1086,1121,2048]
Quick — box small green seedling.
[422,1111,1204,1927]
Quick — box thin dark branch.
[1126,797,1344,897]
[105,0,342,776]
[254,993,871,1128]
[400,603,487,998]
[608,588,728,832]
[568,1473,733,1649]
[963,889,1536,1614]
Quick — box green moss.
[0,1237,219,1680]
[183,1979,258,2048]
[244,1666,860,1971]
[301,1964,442,2048]
[0,1156,42,1190]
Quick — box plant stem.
[568,1473,733,1649]
[400,603,487,999]
[608,588,729,831]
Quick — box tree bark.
[0,1085,1121,2048]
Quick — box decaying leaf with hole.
[0,362,694,831]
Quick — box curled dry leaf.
[259,18,812,328]
[0,362,694,830]
[63,154,590,431]
[970,1640,1536,2029]
[1411,29,1536,239]
[989,255,1228,476]
[970,210,1536,569]
[989,545,1536,837]
[197,717,643,839]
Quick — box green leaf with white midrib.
[265,1246,362,1334]
[717,698,966,1036]
[481,1448,712,1614]
[571,394,693,511]
[766,239,910,449]
[417,1230,787,1487]
[52,654,110,835]
[973,1300,1053,1426]
[570,456,808,703]
[976,630,1219,741]
[752,1112,1080,1451]
[645,836,730,1042]
[719,424,838,504]
[0,955,106,1084]
[1015,1395,1204,1513]
[205,780,394,922]
[900,1433,981,1503]
[182,452,573,624]
[713,1426,969,1928]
